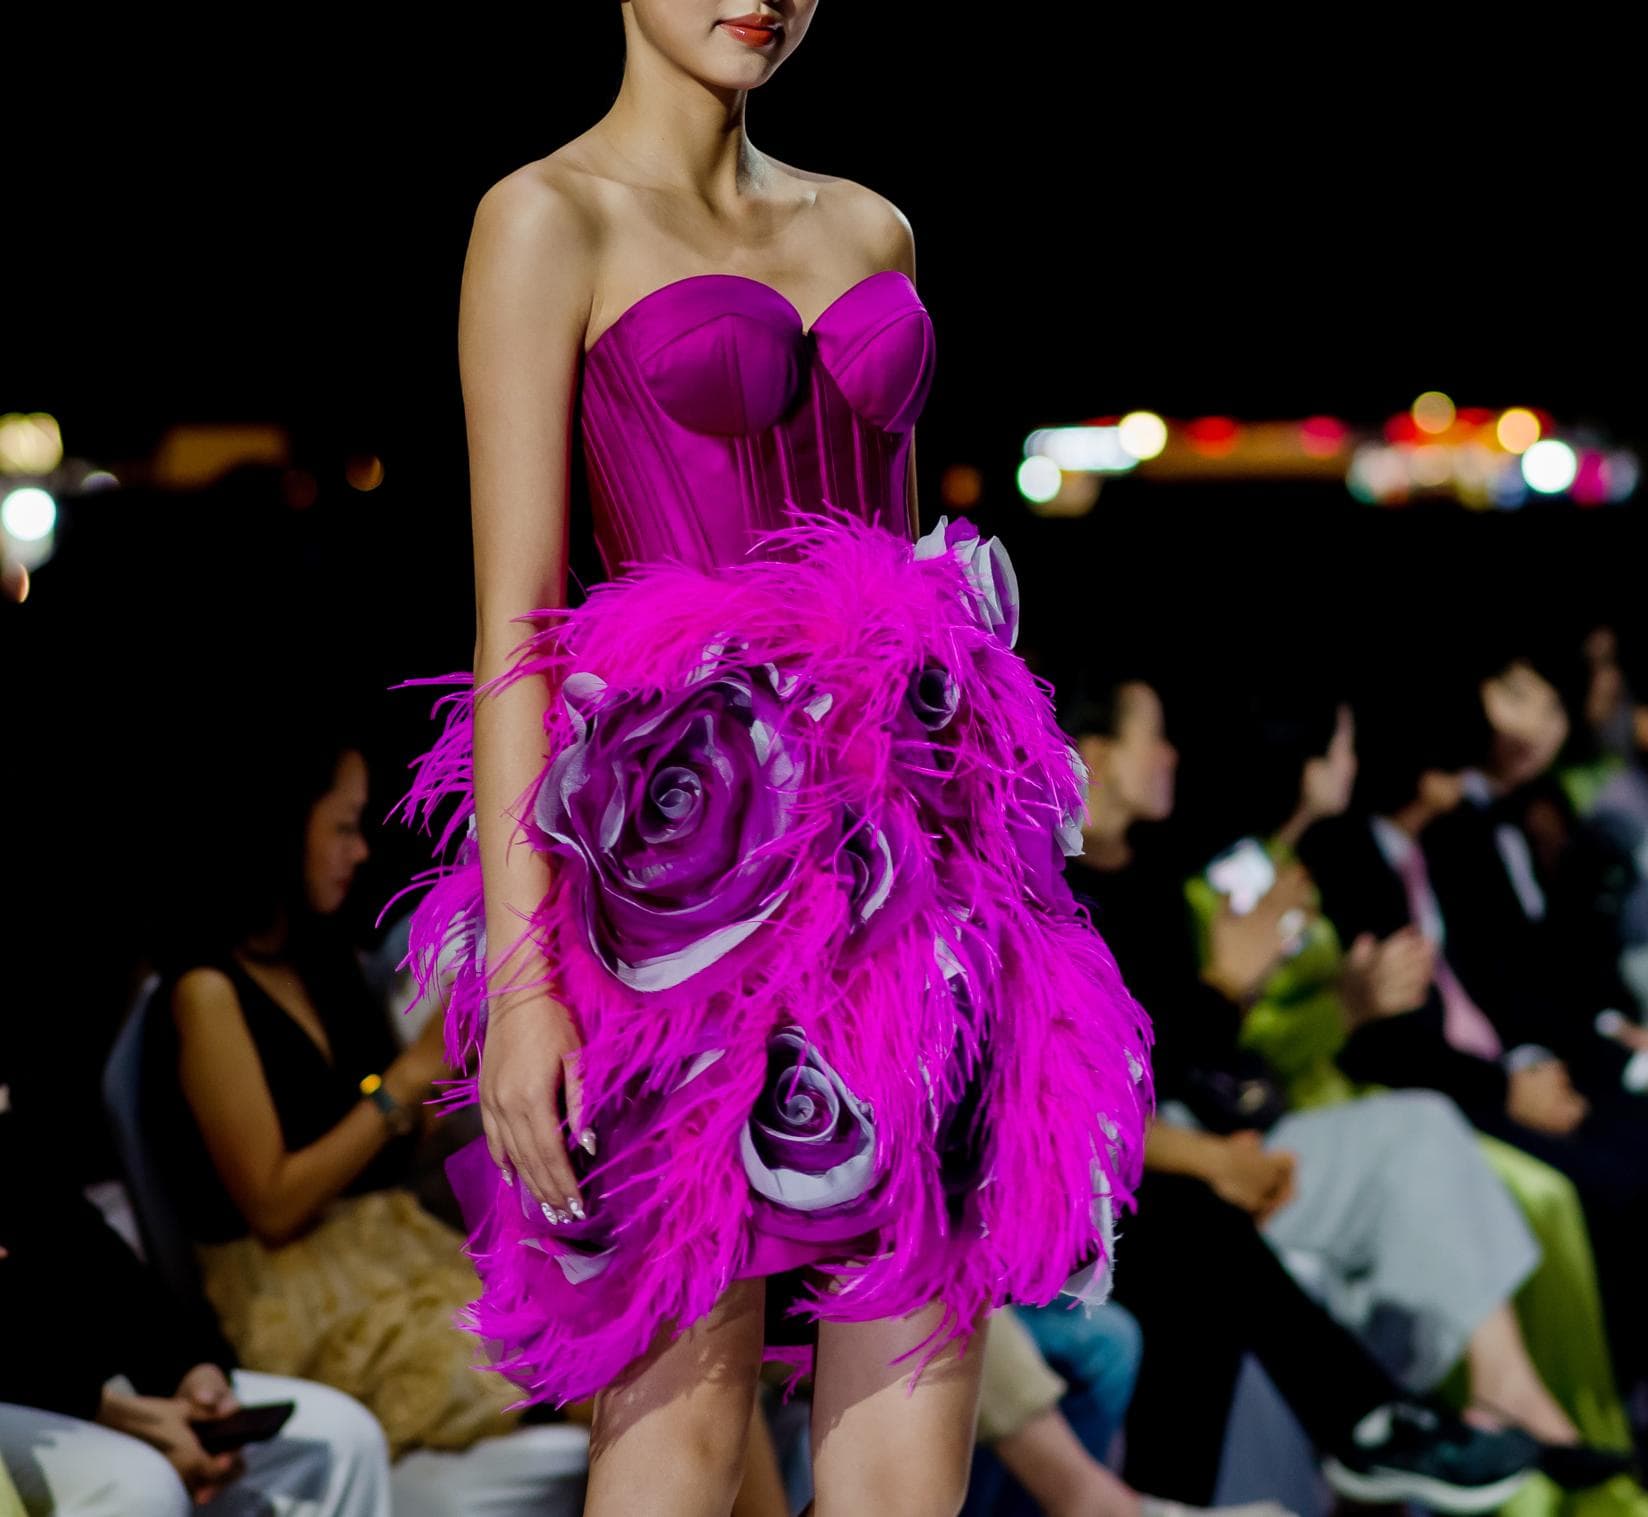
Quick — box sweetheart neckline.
[582,268,920,360]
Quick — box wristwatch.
[359,1072,416,1137]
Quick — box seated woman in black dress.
[148,718,531,1457]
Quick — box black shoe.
[1323,1402,1540,1514]
[1536,1442,1638,1491]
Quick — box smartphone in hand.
[190,1400,296,1454]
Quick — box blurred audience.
[966,1309,1293,1517]
[1299,663,1648,1398]
[0,1071,393,1516]
[1058,671,1640,1511]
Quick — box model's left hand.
[176,1362,240,1419]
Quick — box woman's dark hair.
[156,693,370,980]
[1056,664,1162,743]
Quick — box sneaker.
[1323,1402,1539,1514]
[1535,1441,1638,1491]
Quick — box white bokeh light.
[1522,439,1578,494]
[1017,455,1063,504]
[1117,411,1168,461]
[1,486,57,542]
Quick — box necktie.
[1389,838,1505,1060]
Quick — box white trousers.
[0,1370,390,1517]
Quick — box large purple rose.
[532,656,823,992]
[740,1026,881,1237]
[913,513,1020,650]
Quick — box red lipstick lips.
[719,13,782,47]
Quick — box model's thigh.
[585,1275,767,1517]
[0,1401,189,1517]
[810,1301,986,1517]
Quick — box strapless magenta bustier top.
[576,269,935,573]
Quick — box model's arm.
[463,172,598,1219]
[172,969,445,1245]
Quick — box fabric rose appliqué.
[913,513,1020,650]
[740,1026,881,1236]
[833,799,927,954]
[532,657,825,992]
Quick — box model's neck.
[602,66,759,208]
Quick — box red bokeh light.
[1185,417,1240,456]
[1300,416,1349,457]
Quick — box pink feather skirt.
[387,505,1154,1409]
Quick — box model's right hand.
[479,988,588,1222]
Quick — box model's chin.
[698,59,785,88]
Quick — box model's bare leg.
[732,1387,789,1517]
[585,1276,767,1517]
[806,1302,987,1517]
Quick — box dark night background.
[5,15,1643,1177]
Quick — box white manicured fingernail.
[499,1165,514,1186]
[567,1198,585,1220]
[541,1201,559,1224]
[580,1129,598,1156]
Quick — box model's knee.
[591,1397,751,1508]
[818,1452,972,1517]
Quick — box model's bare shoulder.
[462,162,603,337]
[814,175,917,278]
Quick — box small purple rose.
[740,1027,879,1218]
[913,514,1020,650]
[891,660,966,816]
[905,661,960,731]
[833,801,925,952]
[533,659,822,992]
